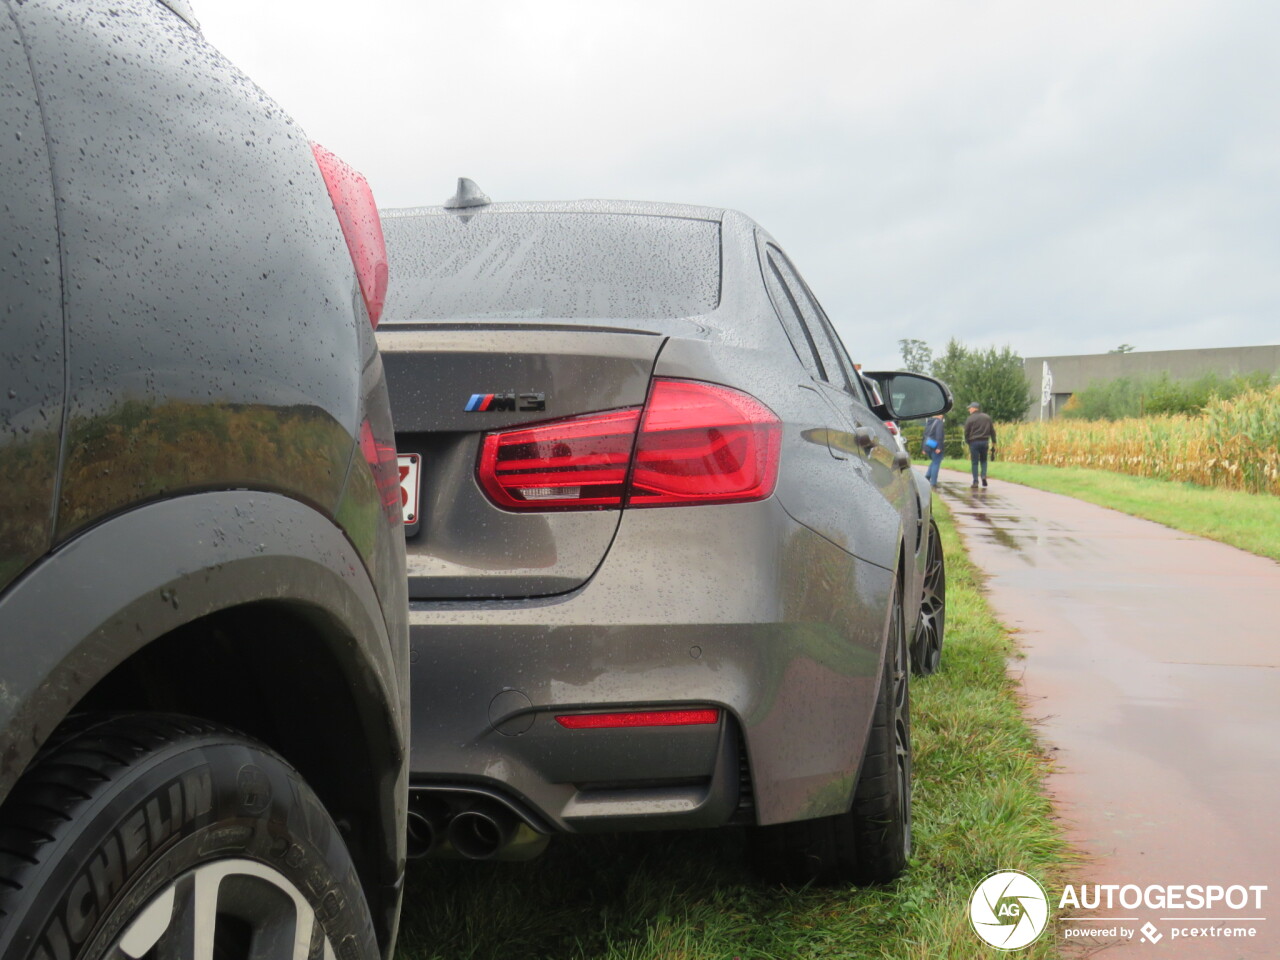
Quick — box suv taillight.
[311,143,388,328]
[477,379,781,511]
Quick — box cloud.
[199,0,1280,369]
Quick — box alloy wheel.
[108,859,336,960]
[891,590,912,861]
[912,521,946,675]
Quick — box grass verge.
[395,500,1073,959]
[942,457,1280,563]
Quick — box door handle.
[853,427,876,450]
[893,450,911,470]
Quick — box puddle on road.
[938,482,1084,564]
[938,484,1034,563]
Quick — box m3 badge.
[464,392,547,412]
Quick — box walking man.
[922,413,945,488]
[964,402,996,487]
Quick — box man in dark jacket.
[922,413,945,488]
[964,402,996,487]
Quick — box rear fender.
[0,490,405,868]
[652,336,901,572]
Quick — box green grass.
[394,502,1073,960]
[943,457,1280,563]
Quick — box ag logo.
[969,869,1049,950]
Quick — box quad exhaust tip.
[406,795,450,860]
[407,791,548,861]
[448,803,519,859]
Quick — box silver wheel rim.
[109,859,336,960]
[916,524,945,673]
[892,589,912,859]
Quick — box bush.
[1060,377,1147,420]
[1062,371,1274,420]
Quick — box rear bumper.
[407,499,893,832]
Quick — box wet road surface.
[937,469,1279,959]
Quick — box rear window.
[382,212,721,321]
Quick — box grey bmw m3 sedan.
[376,183,951,884]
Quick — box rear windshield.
[382,212,721,321]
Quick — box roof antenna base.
[444,177,490,209]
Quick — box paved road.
[937,469,1280,959]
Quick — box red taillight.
[359,419,401,519]
[630,379,781,507]
[555,708,720,729]
[476,379,781,511]
[311,142,388,328]
[478,407,641,509]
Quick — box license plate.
[398,453,421,536]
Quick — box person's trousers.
[969,439,989,483]
[925,451,943,486]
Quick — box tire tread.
[0,715,247,930]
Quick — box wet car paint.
[380,325,661,598]
[14,0,363,541]
[380,199,948,835]
[0,8,61,592]
[0,1,408,951]
[405,499,891,829]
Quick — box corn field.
[999,384,1280,495]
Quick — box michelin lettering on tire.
[969,869,1050,950]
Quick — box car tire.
[910,517,946,676]
[0,714,378,960]
[750,578,912,885]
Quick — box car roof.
[380,198,727,223]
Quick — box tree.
[898,338,932,373]
[930,339,1031,424]
[1109,344,1136,354]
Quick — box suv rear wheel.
[0,715,378,960]
[750,577,912,885]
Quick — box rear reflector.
[311,143,389,328]
[555,709,721,729]
[476,379,780,511]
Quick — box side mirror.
[861,371,953,420]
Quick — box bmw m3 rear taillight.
[478,408,641,509]
[629,379,780,507]
[476,379,781,511]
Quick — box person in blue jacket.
[922,413,946,488]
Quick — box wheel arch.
[0,491,407,953]
[847,537,909,803]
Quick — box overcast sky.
[198,0,1279,370]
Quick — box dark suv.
[0,2,407,957]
